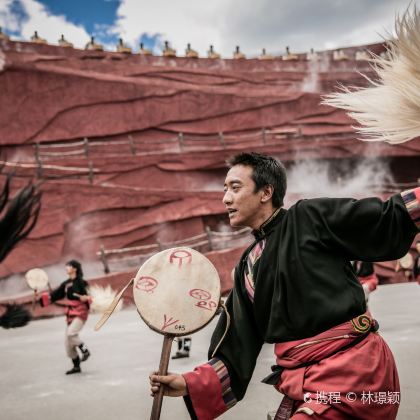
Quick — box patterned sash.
[244,239,266,302]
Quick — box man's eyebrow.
[224,179,243,186]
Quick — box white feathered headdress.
[323,7,420,144]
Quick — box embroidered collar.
[252,207,284,240]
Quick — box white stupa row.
[0,28,381,61]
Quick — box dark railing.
[96,226,252,274]
[2,127,301,182]
[34,127,301,159]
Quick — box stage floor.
[1,282,419,419]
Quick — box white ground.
[1,282,419,420]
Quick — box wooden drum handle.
[150,335,174,420]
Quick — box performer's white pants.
[65,318,85,359]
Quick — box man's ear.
[260,184,274,203]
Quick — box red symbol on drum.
[189,289,216,311]
[169,250,192,267]
[161,314,180,331]
[135,276,158,293]
[189,288,211,301]
[195,300,217,311]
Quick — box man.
[150,153,419,419]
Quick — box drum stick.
[31,290,37,312]
[95,278,134,331]
[150,335,174,420]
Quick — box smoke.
[156,221,173,245]
[0,273,30,298]
[216,221,232,233]
[4,147,34,163]
[210,221,252,251]
[200,180,224,192]
[285,157,394,204]
[301,52,330,93]
[65,215,104,262]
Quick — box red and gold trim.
[183,358,237,419]
[401,187,420,229]
[350,314,371,333]
[244,239,266,302]
[208,358,237,409]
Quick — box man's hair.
[227,152,287,207]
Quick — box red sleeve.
[359,274,379,292]
[182,358,237,420]
[40,292,51,307]
[401,188,420,230]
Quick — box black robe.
[50,278,89,303]
[208,194,418,402]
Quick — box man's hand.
[149,372,188,397]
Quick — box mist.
[285,157,394,205]
[301,52,331,93]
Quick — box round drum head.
[133,247,221,336]
[25,268,49,290]
[399,252,413,269]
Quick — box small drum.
[399,252,413,269]
[94,247,223,420]
[25,268,49,291]
[133,247,221,336]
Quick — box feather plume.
[322,7,420,144]
[0,304,32,329]
[89,284,123,314]
[0,174,42,262]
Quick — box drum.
[133,247,221,336]
[94,247,222,420]
[25,268,49,290]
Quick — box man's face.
[223,164,264,229]
[416,243,420,254]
